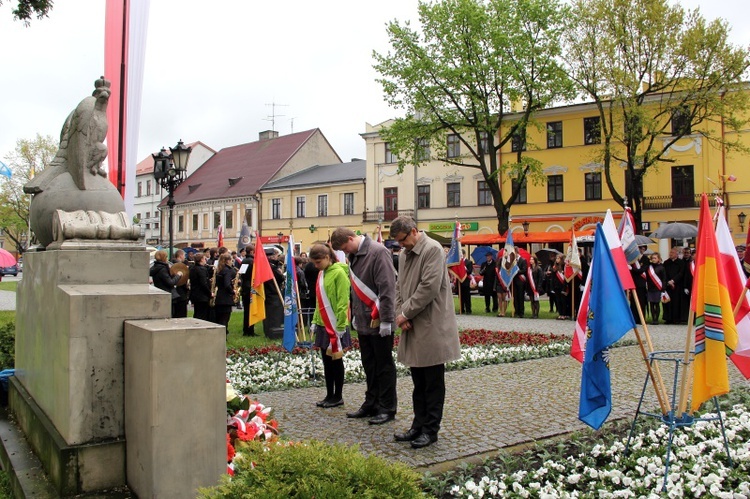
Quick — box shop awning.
[460,230,595,245]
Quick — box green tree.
[373,0,574,234]
[0,0,53,24]
[564,0,750,231]
[0,134,56,252]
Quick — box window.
[136,212,141,221]
[271,199,281,220]
[477,181,492,206]
[146,180,151,196]
[214,212,221,228]
[156,183,161,195]
[154,222,159,229]
[417,138,430,161]
[671,165,695,208]
[447,134,460,158]
[192,214,198,231]
[671,106,691,136]
[145,211,150,219]
[447,182,461,207]
[511,128,526,152]
[478,131,489,156]
[385,142,396,164]
[417,185,431,209]
[384,188,398,219]
[584,172,602,200]
[296,196,306,218]
[245,209,253,225]
[225,210,233,229]
[203,213,208,229]
[343,193,354,215]
[137,182,142,197]
[547,121,562,148]
[318,195,328,217]
[512,177,527,204]
[178,215,184,232]
[584,117,601,145]
[547,175,563,202]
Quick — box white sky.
[0,0,748,167]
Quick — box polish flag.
[715,207,750,378]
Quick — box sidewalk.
[251,314,749,471]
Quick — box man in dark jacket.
[239,245,255,336]
[663,247,685,324]
[332,228,398,425]
[512,256,528,318]
[479,253,498,313]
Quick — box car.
[0,264,19,276]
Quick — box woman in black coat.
[189,253,212,321]
[149,250,182,317]
[644,253,667,325]
[214,253,237,335]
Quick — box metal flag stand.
[624,349,733,492]
[298,307,317,381]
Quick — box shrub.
[0,320,14,369]
[200,440,426,498]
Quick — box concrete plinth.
[125,318,226,499]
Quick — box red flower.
[226,433,235,463]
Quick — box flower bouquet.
[225,381,279,475]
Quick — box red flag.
[252,233,274,287]
[217,224,225,248]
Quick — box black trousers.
[459,284,472,313]
[483,291,498,312]
[409,364,446,436]
[172,299,188,318]
[193,301,210,321]
[214,304,232,335]
[512,283,525,317]
[321,350,344,401]
[241,292,254,335]
[358,334,397,415]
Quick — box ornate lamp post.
[522,220,530,236]
[739,211,747,233]
[153,140,192,261]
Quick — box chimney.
[259,130,279,141]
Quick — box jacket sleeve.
[373,248,397,323]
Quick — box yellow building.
[363,97,750,249]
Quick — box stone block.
[125,318,226,499]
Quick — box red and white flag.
[375,225,384,245]
[564,232,582,282]
[217,224,224,248]
[715,207,750,377]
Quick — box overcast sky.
[1,0,748,169]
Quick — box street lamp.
[153,139,192,261]
[739,211,747,232]
[522,220,530,236]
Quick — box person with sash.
[629,245,650,324]
[309,243,352,409]
[644,252,667,325]
[494,268,510,317]
[551,254,570,320]
[662,247,685,324]
[390,216,460,449]
[679,246,693,325]
[526,255,544,319]
[331,227,397,425]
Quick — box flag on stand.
[375,225,384,245]
[579,223,636,430]
[282,235,298,352]
[238,222,252,252]
[217,224,224,248]
[691,194,738,412]
[249,231,274,326]
[564,231,582,282]
[715,207,750,377]
[446,222,468,282]
[618,205,641,265]
[499,230,519,289]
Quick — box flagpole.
[294,277,305,342]
[732,285,748,318]
[457,276,462,315]
[676,309,695,415]
[629,291,671,414]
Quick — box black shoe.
[316,397,333,407]
[243,331,257,337]
[485,308,490,313]
[320,398,344,408]
[368,413,395,425]
[394,428,421,442]
[411,433,438,449]
[347,407,376,419]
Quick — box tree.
[0,134,56,252]
[0,0,53,24]
[564,0,750,232]
[373,0,574,234]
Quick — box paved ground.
[251,313,750,472]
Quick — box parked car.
[0,264,19,276]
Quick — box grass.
[453,294,565,321]
[0,282,17,293]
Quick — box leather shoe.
[319,398,344,408]
[315,398,332,407]
[346,407,376,419]
[411,433,437,449]
[368,413,395,425]
[394,428,421,442]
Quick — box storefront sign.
[572,216,603,231]
[429,221,478,232]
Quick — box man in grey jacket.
[331,227,398,425]
[390,216,460,449]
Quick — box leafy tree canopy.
[0,0,53,24]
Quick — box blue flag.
[499,230,519,289]
[579,223,636,430]
[282,236,298,352]
[238,221,252,252]
[0,161,11,179]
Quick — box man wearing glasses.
[389,216,460,449]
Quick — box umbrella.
[0,248,17,267]
[535,248,563,263]
[498,247,531,261]
[633,234,655,246]
[650,222,698,239]
[471,246,499,263]
[183,247,199,256]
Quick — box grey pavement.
[252,313,750,472]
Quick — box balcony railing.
[362,209,416,223]
[641,194,717,210]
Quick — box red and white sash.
[556,271,566,285]
[350,269,380,327]
[690,260,695,277]
[527,266,539,301]
[647,266,663,291]
[316,271,340,353]
[495,268,507,292]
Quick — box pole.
[167,191,174,262]
[677,309,696,415]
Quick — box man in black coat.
[459,253,473,314]
[663,247,685,324]
[512,256,528,318]
[239,245,255,336]
[479,253,498,313]
[630,246,650,324]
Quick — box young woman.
[645,253,667,325]
[149,250,182,317]
[495,272,509,317]
[526,255,545,319]
[189,252,212,321]
[213,253,237,335]
[309,243,351,408]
